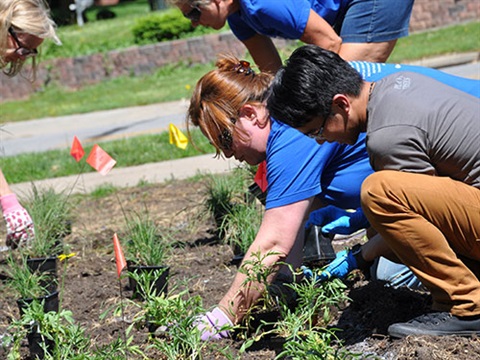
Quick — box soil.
[0,178,479,359]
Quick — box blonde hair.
[0,0,60,77]
[187,54,273,156]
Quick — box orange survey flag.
[86,144,116,176]
[169,124,188,150]
[113,233,127,277]
[254,160,268,192]
[70,136,85,162]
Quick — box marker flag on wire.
[70,136,85,162]
[254,160,268,192]
[169,124,188,150]
[113,233,127,278]
[86,144,116,176]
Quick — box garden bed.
[0,178,478,359]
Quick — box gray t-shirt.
[366,72,480,189]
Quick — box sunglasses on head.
[8,27,38,58]
[183,6,201,22]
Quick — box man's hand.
[317,249,357,281]
[1,194,35,249]
[195,307,233,341]
[302,244,374,282]
[302,249,358,281]
[305,206,369,235]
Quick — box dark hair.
[266,45,363,128]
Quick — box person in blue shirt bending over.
[170,0,414,73]
[181,51,480,341]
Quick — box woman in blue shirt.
[172,0,414,72]
[184,51,480,340]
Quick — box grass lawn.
[0,11,478,183]
[3,21,479,123]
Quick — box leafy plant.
[270,271,354,359]
[101,282,234,359]
[221,201,263,255]
[124,212,173,265]
[132,8,196,44]
[203,167,253,237]
[237,250,287,333]
[127,265,170,300]
[4,254,53,300]
[5,300,84,359]
[23,185,74,257]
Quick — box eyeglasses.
[306,127,323,140]
[305,116,329,141]
[8,28,38,58]
[183,6,201,22]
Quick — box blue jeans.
[337,0,415,42]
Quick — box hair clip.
[233,60,254,76]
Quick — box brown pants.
[361,171,480,317]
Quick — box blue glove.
[318,250,358,280]
[305,206,369,235]
[302,249,358,282]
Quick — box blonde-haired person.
[171,0,414,73]
[0,0,60,78]
[0,0,60,249]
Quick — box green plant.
[23,185,74,257]
[101,282,234,359]
[4,255,52,300]
[203,167,252,236]
[127,266,170,300]
[124,212,173,265]
[132,8,195,44]
[238,251,285,313]
[90,183,119,198]
[272,273,354,359]
[6,301,94,360]
[222,201,263,254]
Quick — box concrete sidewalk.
[10,154,242,197]
[6,52,480,196]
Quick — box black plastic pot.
[245,182,267,206]
[229,253,245,267]
[16,290,60,317]
[127,264,170,300]
[303,225,336,266]
[16,291,59,359]
[27,256,58,292]
[27,330,55,360]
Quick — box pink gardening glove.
[1,194,35,249]
[195,307,233,341]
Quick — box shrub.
[132,8,195,44]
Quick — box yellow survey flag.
[169,124,189,150]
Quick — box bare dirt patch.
[1,178,479,359]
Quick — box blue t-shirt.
[228,0,350,41]
[350,61,480,98]
[265,119,372,210]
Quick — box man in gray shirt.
[266,45,480,338]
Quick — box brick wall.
[409,0,479,32]
[1,0,478,102]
